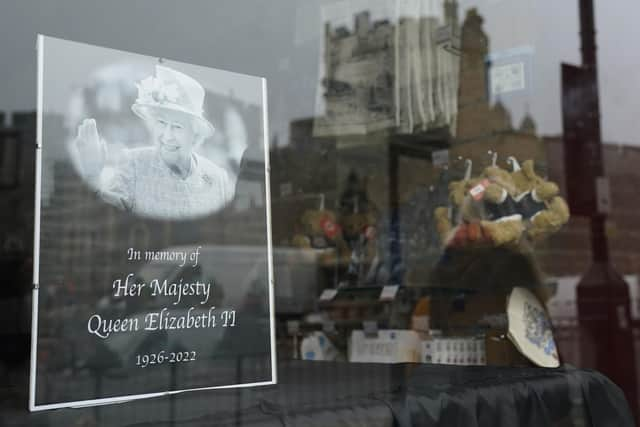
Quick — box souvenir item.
[433,156,569,249]
[508,158,570,241]
[300,332,339,361]
[507,287,560,368]
[292,208,341,249]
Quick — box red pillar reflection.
[562,0,639,419]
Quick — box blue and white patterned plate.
[507,287,560,368]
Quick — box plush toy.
[340,210,378,270]
[292,209,341,249]
[435,159,524,248]
[507,158,570,242]
[341,211,377,244]
[433,157,569,249]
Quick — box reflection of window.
[0,129,20,189]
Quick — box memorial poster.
[30,35,275,410]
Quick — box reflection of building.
[0,113,35,259]
[37,121,169,302]
[276,5,640,294]
[449,8,547,169]
[0,113,36,350]
[539,140,640,278]
[315,1,460,136]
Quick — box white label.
[596,176,611,214]
[350,330,420,363]
[469,183,486,200]
[490,62,526,95]
[319,289,338,301]
[379,285,399,301]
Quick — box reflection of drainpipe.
[565,0,638,419]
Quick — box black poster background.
[31,36,274,409]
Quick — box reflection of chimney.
[325,22,333,82]
[355,11,370,38]
[444,0,459,28]
[455,8,492,140]
[458,9,489,108]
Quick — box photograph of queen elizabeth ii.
[72,63,249,220]
[33,37,274,409]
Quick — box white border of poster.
[29,34,277,411]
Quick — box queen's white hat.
[132,65,215,138]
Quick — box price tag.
[319,289,338,301]
[469,179,490,201]
[379,285,399,301]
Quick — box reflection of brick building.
[444,8,640,330]
[449,8,547,170]
[540,140,640,278]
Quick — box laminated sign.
[30,35,276,410]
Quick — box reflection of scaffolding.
[315,1,460,137]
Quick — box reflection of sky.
[41,37,263,116]
[1,0,639,145]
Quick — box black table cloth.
[0,360,634,426]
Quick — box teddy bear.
[434,159,525,248]
[292,209,341,249]
[291,208,357,267]
[507,158,570,242]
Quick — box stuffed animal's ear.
[527,196,570,241]
[534,181,559,201]
[481,217,524,246]
[522,160,538,181]
[485,183,507,203]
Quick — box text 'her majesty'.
[112,273,212,305]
